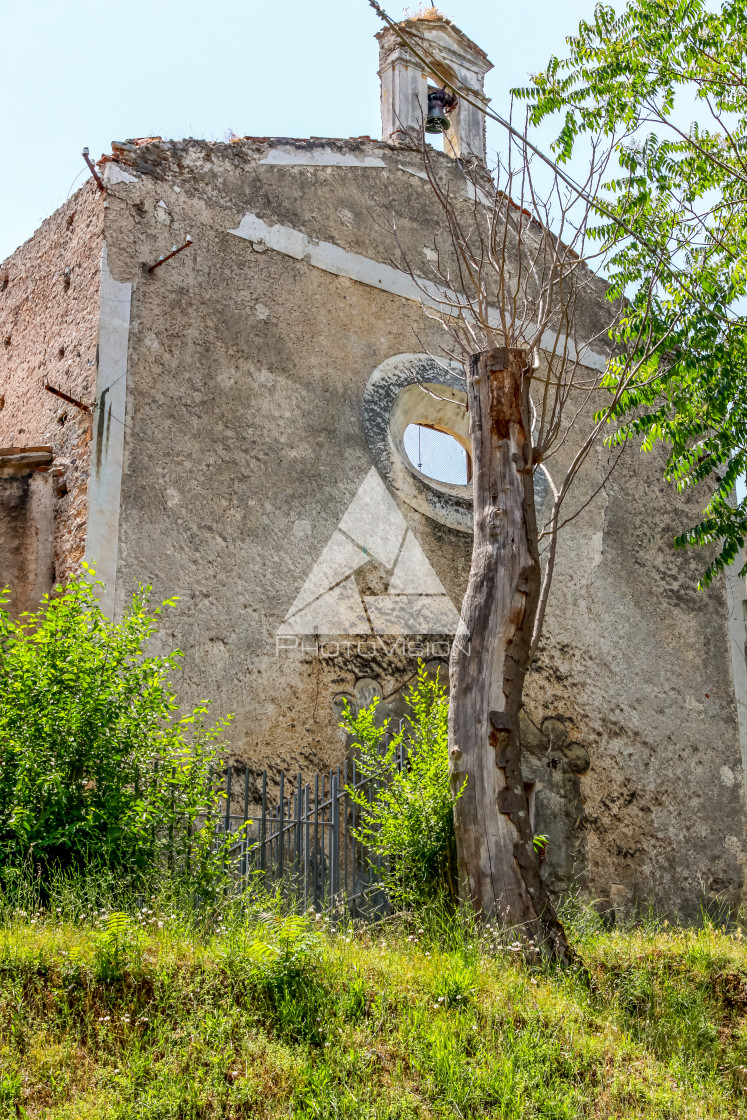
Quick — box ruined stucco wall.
[0,185,104,585]
[511,380,747,916]
[87,135,746,913]
[522,430,747,917]
[95,138,474,789]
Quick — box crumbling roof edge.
[103,134,417,155]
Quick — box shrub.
[0,570,232,890]
[341,662,461,910]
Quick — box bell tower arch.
[376,9,493,162]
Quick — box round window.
[403,423,472,486]
[361,355,474,533]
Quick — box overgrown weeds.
[1,879,747,1118]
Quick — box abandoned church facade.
[2,13,746,916]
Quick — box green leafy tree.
[341,663,461,910]
[522,0,747,584]
[0,568,231,888]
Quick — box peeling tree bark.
[449,347,573,964]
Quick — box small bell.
[425,88,456,134]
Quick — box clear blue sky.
[1,0,603,263]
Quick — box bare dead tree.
[386,110,668,961]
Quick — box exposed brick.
[0,183,104,584]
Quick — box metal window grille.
[212,720,408,918]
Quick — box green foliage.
[431,957,477,1010]
[248,913,327,1044]
[0,1071,22,1108]
[221,909,329,1045]
[0,569,233,890]
[93,911,143,981]
[522,0,747,585]
[341,662,461,911]
[1,889,746,1118]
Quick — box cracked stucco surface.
[2,135,745,914]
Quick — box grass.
[2,882,747,1118]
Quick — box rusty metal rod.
[148,237,193,274]
[44,384,93,414]
[82,148,105,193]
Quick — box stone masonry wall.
[0,183,104,585]
[0,454,55,617]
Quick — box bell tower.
[376,9,493,162]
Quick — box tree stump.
[449,347,573,963]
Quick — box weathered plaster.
[229,211,608,372]
[228,210,455,307]
[260,147,387,168]
[724,559,747,813]
[103,163,139,186]
[361,353,472,532]
[88,137,747,911]
[85,243,132,617]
